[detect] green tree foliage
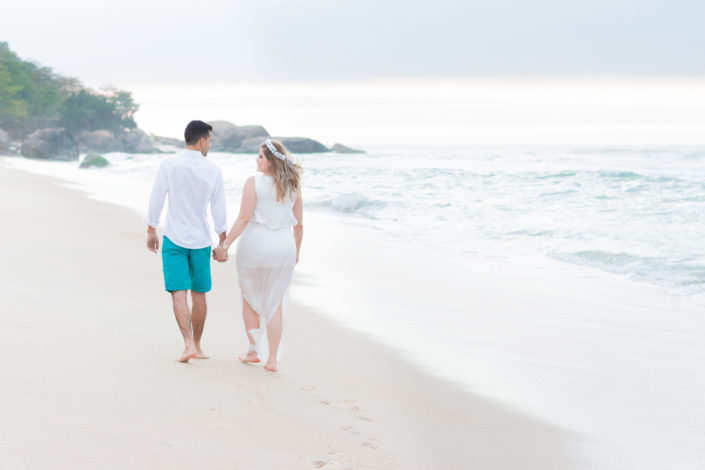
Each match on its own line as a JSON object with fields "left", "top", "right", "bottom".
{"left": 58, "top": 88, "right": 138, "bottom": 134}
{"left": 103, "top": 86, "right": 139, "bottom": 129}
{"left": 0, "top": 42, "right": 138, "bottom": 137}
{"left": 0, "top": 60, "right": 27, "bottom": 120}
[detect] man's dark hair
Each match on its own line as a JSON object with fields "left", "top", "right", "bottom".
{"left": 184, "top": 120, "right": 213, "bottom": 145}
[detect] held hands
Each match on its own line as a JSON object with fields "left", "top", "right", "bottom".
{"left": 212, "top": 245, "right": 229, "bottom": 263}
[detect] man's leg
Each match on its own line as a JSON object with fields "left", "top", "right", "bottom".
{"left": 191, "top": 291, "right": 208, "bottom": 359}
{"left": 188, "top": 244, "right": 212, "bottom": 359}
{"left": 162, "top": 236, "right": 197, "bottom": 362}
{"left": 171, "top": 290, "right": 197, "bottom": 362}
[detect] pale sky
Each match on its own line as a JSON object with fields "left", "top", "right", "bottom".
{"left": 1, "top": 0, "right": 704, "bottom": 86}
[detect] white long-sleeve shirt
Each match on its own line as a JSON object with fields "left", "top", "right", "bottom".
{"left": 147, "top": 150, "right": 227, "bottom": 249}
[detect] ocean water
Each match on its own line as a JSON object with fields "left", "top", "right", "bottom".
{"left": 302, "top": 145, "right": 705, "bottom": 304}
{"left": 11, "top": 144, "right": 705, "bottom": 304}
{"left": 4, "top": 144, "right": 705, "bottom": 469}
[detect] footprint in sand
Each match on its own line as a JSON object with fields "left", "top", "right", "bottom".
{"left": 339, "top": 425, "right": 359, "bottom": 435}
{"left": 313, "top": 461, "right": 355, "bottom": 470}
{"left": 346, "top": 405, "right": 373, "bottom": 422}
{"left": 319, "top": 399, "right": 331, "bottom": 405}
{"left": 362, "top": 441, "right": 378, "bottom": 450}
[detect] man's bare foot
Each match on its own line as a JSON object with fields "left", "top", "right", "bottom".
{"left": 264, "top": 361, "right": 278, "bottom": 372}
{"left": 194, "top": 349, "right": 209, "bottom": 359}
{"left": 177, "top": 346, "right": 198, "bottom": 363}
{"left": 238, "top": 350, "right": 260, "bottom": 363}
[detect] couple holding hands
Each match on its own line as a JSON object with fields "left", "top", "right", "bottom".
{"left": 147, "top": 120, "right": 303, "bottom": 372}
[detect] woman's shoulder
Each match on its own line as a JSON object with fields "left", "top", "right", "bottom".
{"left": 244, "top": 174, "right": 262, "bottom": 184}
{"left": 242, "top": 174, "right": 257, "bottom": 191}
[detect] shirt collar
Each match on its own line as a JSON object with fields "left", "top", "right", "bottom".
{"left": 184, "top": 149, "right": 204, "bottom": 158}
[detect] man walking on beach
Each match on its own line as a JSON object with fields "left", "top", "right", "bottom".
{"left": 146, "top": 120, "right": 227, "bottom": 362}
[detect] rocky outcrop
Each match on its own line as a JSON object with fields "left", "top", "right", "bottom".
{"left": 209, "top": 120, "right": 238, "bottom": 141}
{"left": 236, "top": 137, "right": 268, "bottom": 153}
{"left": 236, "top": 136, "right": 329, "bottom": 154}
{"left": 77, "top": 128, "right": 160, "bottom": 154}
{"left": 78, "top": 130, "right": 116, "bottom": 153}
{"left": 21, "top": 128, "right": 79, "bottom": 161}
{"left": 209, "top": 120, "right": 269, "bottom": 152}
{"left": 79, "top": 153, "right": 110, "bottom": 168}
{"left": 0, "top": 128, "right": 10, "bottom": 153}
{"left": 162, "top": 120, "right": 333, "bottom": 154}
{"left": 121, "top": 128, "right": 158, "bottom": 153}
{"left": 331, "top": 143, "right": 364, "bottom": 154}
{"left": 275, "top": 137, "right": 329, "bottom": 153}
{"left": 221, "top": 125, "right": 270, "bottom": 152}
{"left": 152, "top": 135, "right": 182, "bottom": 147}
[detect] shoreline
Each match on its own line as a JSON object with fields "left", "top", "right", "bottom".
{"left": 0, "top": 163, "right": 579, "bottom": 468}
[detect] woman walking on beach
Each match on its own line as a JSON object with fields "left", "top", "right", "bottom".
{"left": 213, "top": 139, "right": 303, "bottom": 372}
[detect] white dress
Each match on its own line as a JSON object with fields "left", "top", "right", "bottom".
{"left": 236, "top": 174, "right": 298, "bottom": 360}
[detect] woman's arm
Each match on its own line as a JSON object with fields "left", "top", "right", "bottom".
{"left": 213, "top": 176, "right": 256, "bottom": 260}
{"left": 292, "top": 192, "right": 303, "bottom": 264}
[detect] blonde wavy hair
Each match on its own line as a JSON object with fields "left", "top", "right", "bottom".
{"left": 260, "top": 139, "right": 302, "bottom": 202}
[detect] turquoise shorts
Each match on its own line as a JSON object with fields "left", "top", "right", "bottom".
{"left": 161, "top": 236, "right": 212, "bottom": 293}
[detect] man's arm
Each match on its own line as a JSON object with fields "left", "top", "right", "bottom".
{"left": 213, "top": 176, "right": 255, "bottom": 262}
{"left": 211, "top": 170, "right": 228, "bottom": 261}
{"left": 146, "top": 162, "right": 168, "bottom": 253}
{"left": 211, "top": 170, "right": 228, "bottom": 237}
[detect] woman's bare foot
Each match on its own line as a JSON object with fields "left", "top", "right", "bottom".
{"left": 264, "top": 360, "right": 278, "bottom": 372}
{"left": 177, "top": 346, "right": 198, "bottom": 363}
{"left": 193, "top": 344, "right": 209, "bottom": 359}
{"left": 238, "top": 350, "right": 260, "bottom": 363}
{"left": 194, "top": 348, "right": 209, "bottom": 359}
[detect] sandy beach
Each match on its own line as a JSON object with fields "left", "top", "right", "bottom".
{"left": 0, "top": 162, "right": 577, "bottom": 469}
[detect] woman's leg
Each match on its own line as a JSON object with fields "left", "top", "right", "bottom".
{"left": 239, "top": 297, "right": 261, "bottom": 362}
{"left": 265, "top": 301, "right": 283, "bottom": 371}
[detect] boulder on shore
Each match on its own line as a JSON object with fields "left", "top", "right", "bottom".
{"left": 79, "top": 153, "right": 110, "bottom": 169}
{"left": 236, "top": 137, "right": 268, "bottom": 153}
{"left": 152, "top": 135, "right": 182, "bottom": 147}
{"left": 21, "top": 128, "right": 79, "bottom": 161}
{"left": 237, "top": 136, "right": 330, "bottom": 154}
{"left": 0, "top": 128, "right": 10, "bottom": 153}
{"left": 209, "top": 120, "right": 238, "bottom": 142}
{"left": 331, "top": 143, "right": 364, "bottom": 154}
{"left": 275, "top": 137, "right": 329, "bottom": 153}
{"left": 79, "top": 130, "right": 118, "bottom": 153}
{"left": 78, "top": 128, "right": 160, "bottom": 154}
{"left": 121, "top": 128, "right": 159, "bottom": 153}
{"left": 220, "top": 125, "right": 270, "bottom": 152}
{"left": 208, "top": 120, "right": 269, "bottom": 152}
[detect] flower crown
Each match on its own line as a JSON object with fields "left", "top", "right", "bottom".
{"left": 265, "top": 139, "right": 289, "bottom": 162}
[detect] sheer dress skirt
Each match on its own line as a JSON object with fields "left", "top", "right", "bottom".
{"left": 235, "top": 221, "right": 295, "bottom": 360}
